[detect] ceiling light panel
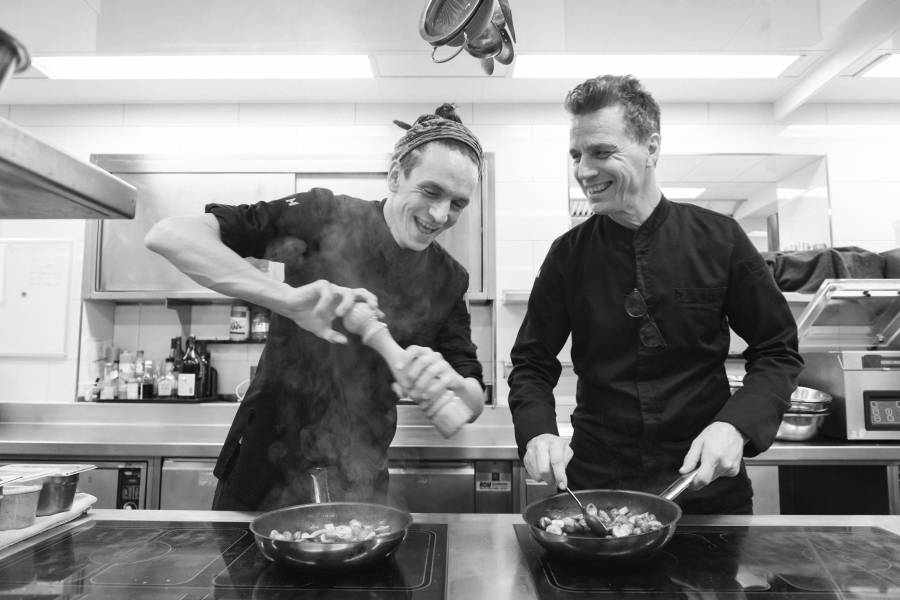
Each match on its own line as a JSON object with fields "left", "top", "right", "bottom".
{"left": 31, "top": 55, "right": 373, "bottom": 79}
{"left": 862, "top": 54, "right": 900, "bottom": 77}
{"left": 513, "top": 54, "right": 800, "bottom": 79}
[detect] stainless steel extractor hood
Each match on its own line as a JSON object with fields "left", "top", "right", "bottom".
{"left": 0, "top": 117, "right": 136, "bottom": 219}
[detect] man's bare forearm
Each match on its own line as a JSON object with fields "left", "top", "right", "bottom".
{"left": 144, "top": 214, "right": 291, "bottom": 314}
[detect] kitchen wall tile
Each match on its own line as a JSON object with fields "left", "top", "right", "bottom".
{"left": 213, "top": 358, "right": 252, "bottom": 397}
{"left": 497, "top": 265, "right": 537, "bottom": 291}
{"left": 827, "top": 103, "right": 900, "bottom": 125}
{"left": 473, "top": 125, "right": 533, "bottom": 182}
{"left": 10, "top": 105, "right": 124, "bottom": 126}
{"left": 531, "top": 125, "right": 569, "bottom": 183}
{"left": 780, "top": 103, "right": 828, "bottom": 125}
{"left": 0, "top": 361, "right": 50, "bottom": 402}
{"left": 293, "top": 125, "right": 397, "bottom": 155}
{"left": 0, "top": 220, "right": 84, "bottom": 240}
{"left": 64, "top": 126, "right": 182, "bottom": 159}
{"left": 496, "top": 211, "right": 569, "bottom": 243}
{"left": 355, "top": 103, "right": 474, "bottom": 125}
{"left": 473, "top": 103, "right": 567, "bottom": 125}
{"left": 209, "top": 344, "right": 251, "bottom": 361}
{"left": 47, "top": 359, "right": 78, "bottom": 402}
{"left": 128, "top": 305, "right": 180, "bottom": 363}
{"left": 533, "top": 239, "right": 555, "bottom": 267}
{"left": 247, "top": 346, "right": 264, "bottom": 365}
{"left": 495, "top": 181, "right": 566, "bottom": 214}
{"left": 189, "top": 305, "right": 231, "bottom": 341}
{"left": 124, "top": 104, "right": 239, "bottom": 126}
{"left": 825, "top": 144, "right": 900, "bottom": 182}
{"left": 829, "top": 180, "right": 900, "bottom": 246}
{"left": 659, "top": 103, "right": 709, "bottom": 124}
{"left": 112, "top": 305, "right": 141, "bottom": 355}
{"left": 497, "top": 241, "right": 535, "bottom": 269}
{"left": 179, "top": 126, "right": 301, "bottom": 154}
{"left": 240, "top": 103, "right": 355, "bottom": 125}
{"left": 708, "top": 103, "right": 774, "bottom": 124}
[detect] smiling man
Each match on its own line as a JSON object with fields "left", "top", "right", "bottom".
{"left": 145, "top": 104, "right": 486, "bottom": 510}
{"left": 507, "top": 75, "right": 803, "bottom": 515}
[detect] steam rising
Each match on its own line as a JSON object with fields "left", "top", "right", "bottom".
{"left": 253, "top": 192, "right": 446, "bottom": 510}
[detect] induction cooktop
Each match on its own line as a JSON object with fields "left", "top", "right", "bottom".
{"left": 515, "top": 524, "right": 900, "bottom": 599}
{"left": 0, "top": 519, "right": 447, "bottom": 599}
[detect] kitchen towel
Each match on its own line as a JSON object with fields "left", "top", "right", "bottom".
{"left": 0, "top": 492, "right": 96, "bottom": 551}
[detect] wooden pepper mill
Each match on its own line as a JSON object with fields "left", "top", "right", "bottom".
{"left": 342, "top": 303, "right": 472, "bottom": 438}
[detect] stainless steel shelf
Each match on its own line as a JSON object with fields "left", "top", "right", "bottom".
{"left": 0, "top": 117, "right": 136, "bottom": 219}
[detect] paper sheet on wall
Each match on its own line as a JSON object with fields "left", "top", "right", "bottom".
{"left": 0, "top": 239, "right": 72, "bottom": 357}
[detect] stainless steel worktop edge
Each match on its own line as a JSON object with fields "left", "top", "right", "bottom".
{"left": 1, "top": 402, "right": 899, "bottom": 462}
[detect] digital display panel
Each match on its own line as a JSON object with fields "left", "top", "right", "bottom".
{"left": 864, "top": 392, "right": 900, "bottom": 430}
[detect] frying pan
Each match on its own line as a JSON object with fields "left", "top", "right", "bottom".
{"left": 521, "top": 470, "right": 698, "bottom": 564}
{"left": 249, "top": 468, "right": 413, "bottom": 570}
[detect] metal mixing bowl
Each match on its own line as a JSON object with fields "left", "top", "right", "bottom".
{"left": 775, "top": 412, "right": 829, "bottom": 442}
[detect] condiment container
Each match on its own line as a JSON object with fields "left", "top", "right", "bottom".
{"left": 35, "top": 473, "right": 79, "bottom": 516}
{"left": 0, "top": 484, "right": 42, "bottom": 530}
{"left": 230, "top": 304, "right": 250, "bottom": 341}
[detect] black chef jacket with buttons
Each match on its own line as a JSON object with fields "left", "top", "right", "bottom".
{"left": 508, "top": 196, "right": 802, "bottom": 514}
{"left": 206, "top": 189, "right": 483, "bottom": 510}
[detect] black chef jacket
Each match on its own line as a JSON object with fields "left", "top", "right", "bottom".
{"left": 508, "top": 196, "right": 802, "bottom": 514}
{"left": 207, "top": 189, "right": 483, "bottom": 510}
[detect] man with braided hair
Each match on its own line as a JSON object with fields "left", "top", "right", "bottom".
{"left": 146, "top": 104, "right": 486, "bottom": 510}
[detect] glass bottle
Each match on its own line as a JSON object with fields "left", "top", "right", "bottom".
{"left": 99, "top": 362, "right": 117, "bottom": 400}
{"left": 119, "top": 351, "right": 139, "bottom": 400}
{"left": 140, "top": 359, "right": 155, "bottom": 400}
{"left": 156, "top": 358, "right": 177, "bottom": 398}
{"left": 178, "top": 336, "right": 200, "bottom": 398}
{"left": 250, "top": 306, "right": 270, "bottom": 342}
{"left": 196, "top": 341, "right": 209, "bottom": 399}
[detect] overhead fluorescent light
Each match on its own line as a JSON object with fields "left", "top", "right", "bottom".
{"left": 31, "top": 55, "right": 373, "bottom": 79}
{"left": 861, "top": 54, "right": 900, "bottom": 77}
{"left": 661, "top": 187, "right": 706, "bottom": 199}
{"left": 513, "top": 54, "right": 799, "bottom": 79}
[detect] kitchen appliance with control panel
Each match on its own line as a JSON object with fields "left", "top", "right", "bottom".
{"left": 799, "top": 350, "right": 900, "bottom": 440}
{"left": 794, "top": 279, "right": 900, "bottom": 440}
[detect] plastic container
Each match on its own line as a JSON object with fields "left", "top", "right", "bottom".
{"left": 35, "top": 473, "right": 79, "bottom": 516}
{"left": 0, "top": 484, "right": 42, "bottom": 530}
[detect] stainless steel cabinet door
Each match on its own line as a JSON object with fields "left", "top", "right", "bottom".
{"left": 388, "top": 461, "right": 475, "bottom": 513}
{"left": 96, "top": 173, "right": 295, "bottom": 293}
{"left": 160, "top": 459, "right": 218, "bottom": 510}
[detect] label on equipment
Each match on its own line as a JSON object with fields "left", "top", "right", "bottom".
{"left": 476, "top": 480, "right": 511, "bottom": 492}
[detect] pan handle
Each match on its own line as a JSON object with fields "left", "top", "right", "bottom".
{"left": 309, "top": 467, "right": 331, "bottom": 504}
{"left": 658, "top": 468, "right": 699, "bottom": 501}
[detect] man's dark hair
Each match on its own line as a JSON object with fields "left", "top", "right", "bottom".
{"left": 564, "top": 74, "right": 660, "bottom": 143}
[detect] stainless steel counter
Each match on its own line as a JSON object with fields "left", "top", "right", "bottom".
{"left": 9, "top": 509, "right": 900, "bottom": 600}
{"left": 1, "top": 402, "right": 899, "bottom": 463}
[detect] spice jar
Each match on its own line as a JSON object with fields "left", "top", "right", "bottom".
{"left": 250, "top": 306, "right": 270, "bottom": 342}
{"left": 229, "top": 304, "right": 250, "bottom": 341}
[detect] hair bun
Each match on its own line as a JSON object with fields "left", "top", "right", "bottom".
{"left": 434, "top": 102, "right": 462, "bottom": 123}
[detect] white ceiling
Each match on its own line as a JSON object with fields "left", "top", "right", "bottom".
{"left": 2, "top": 0, "right": 900, "bottom": 110}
